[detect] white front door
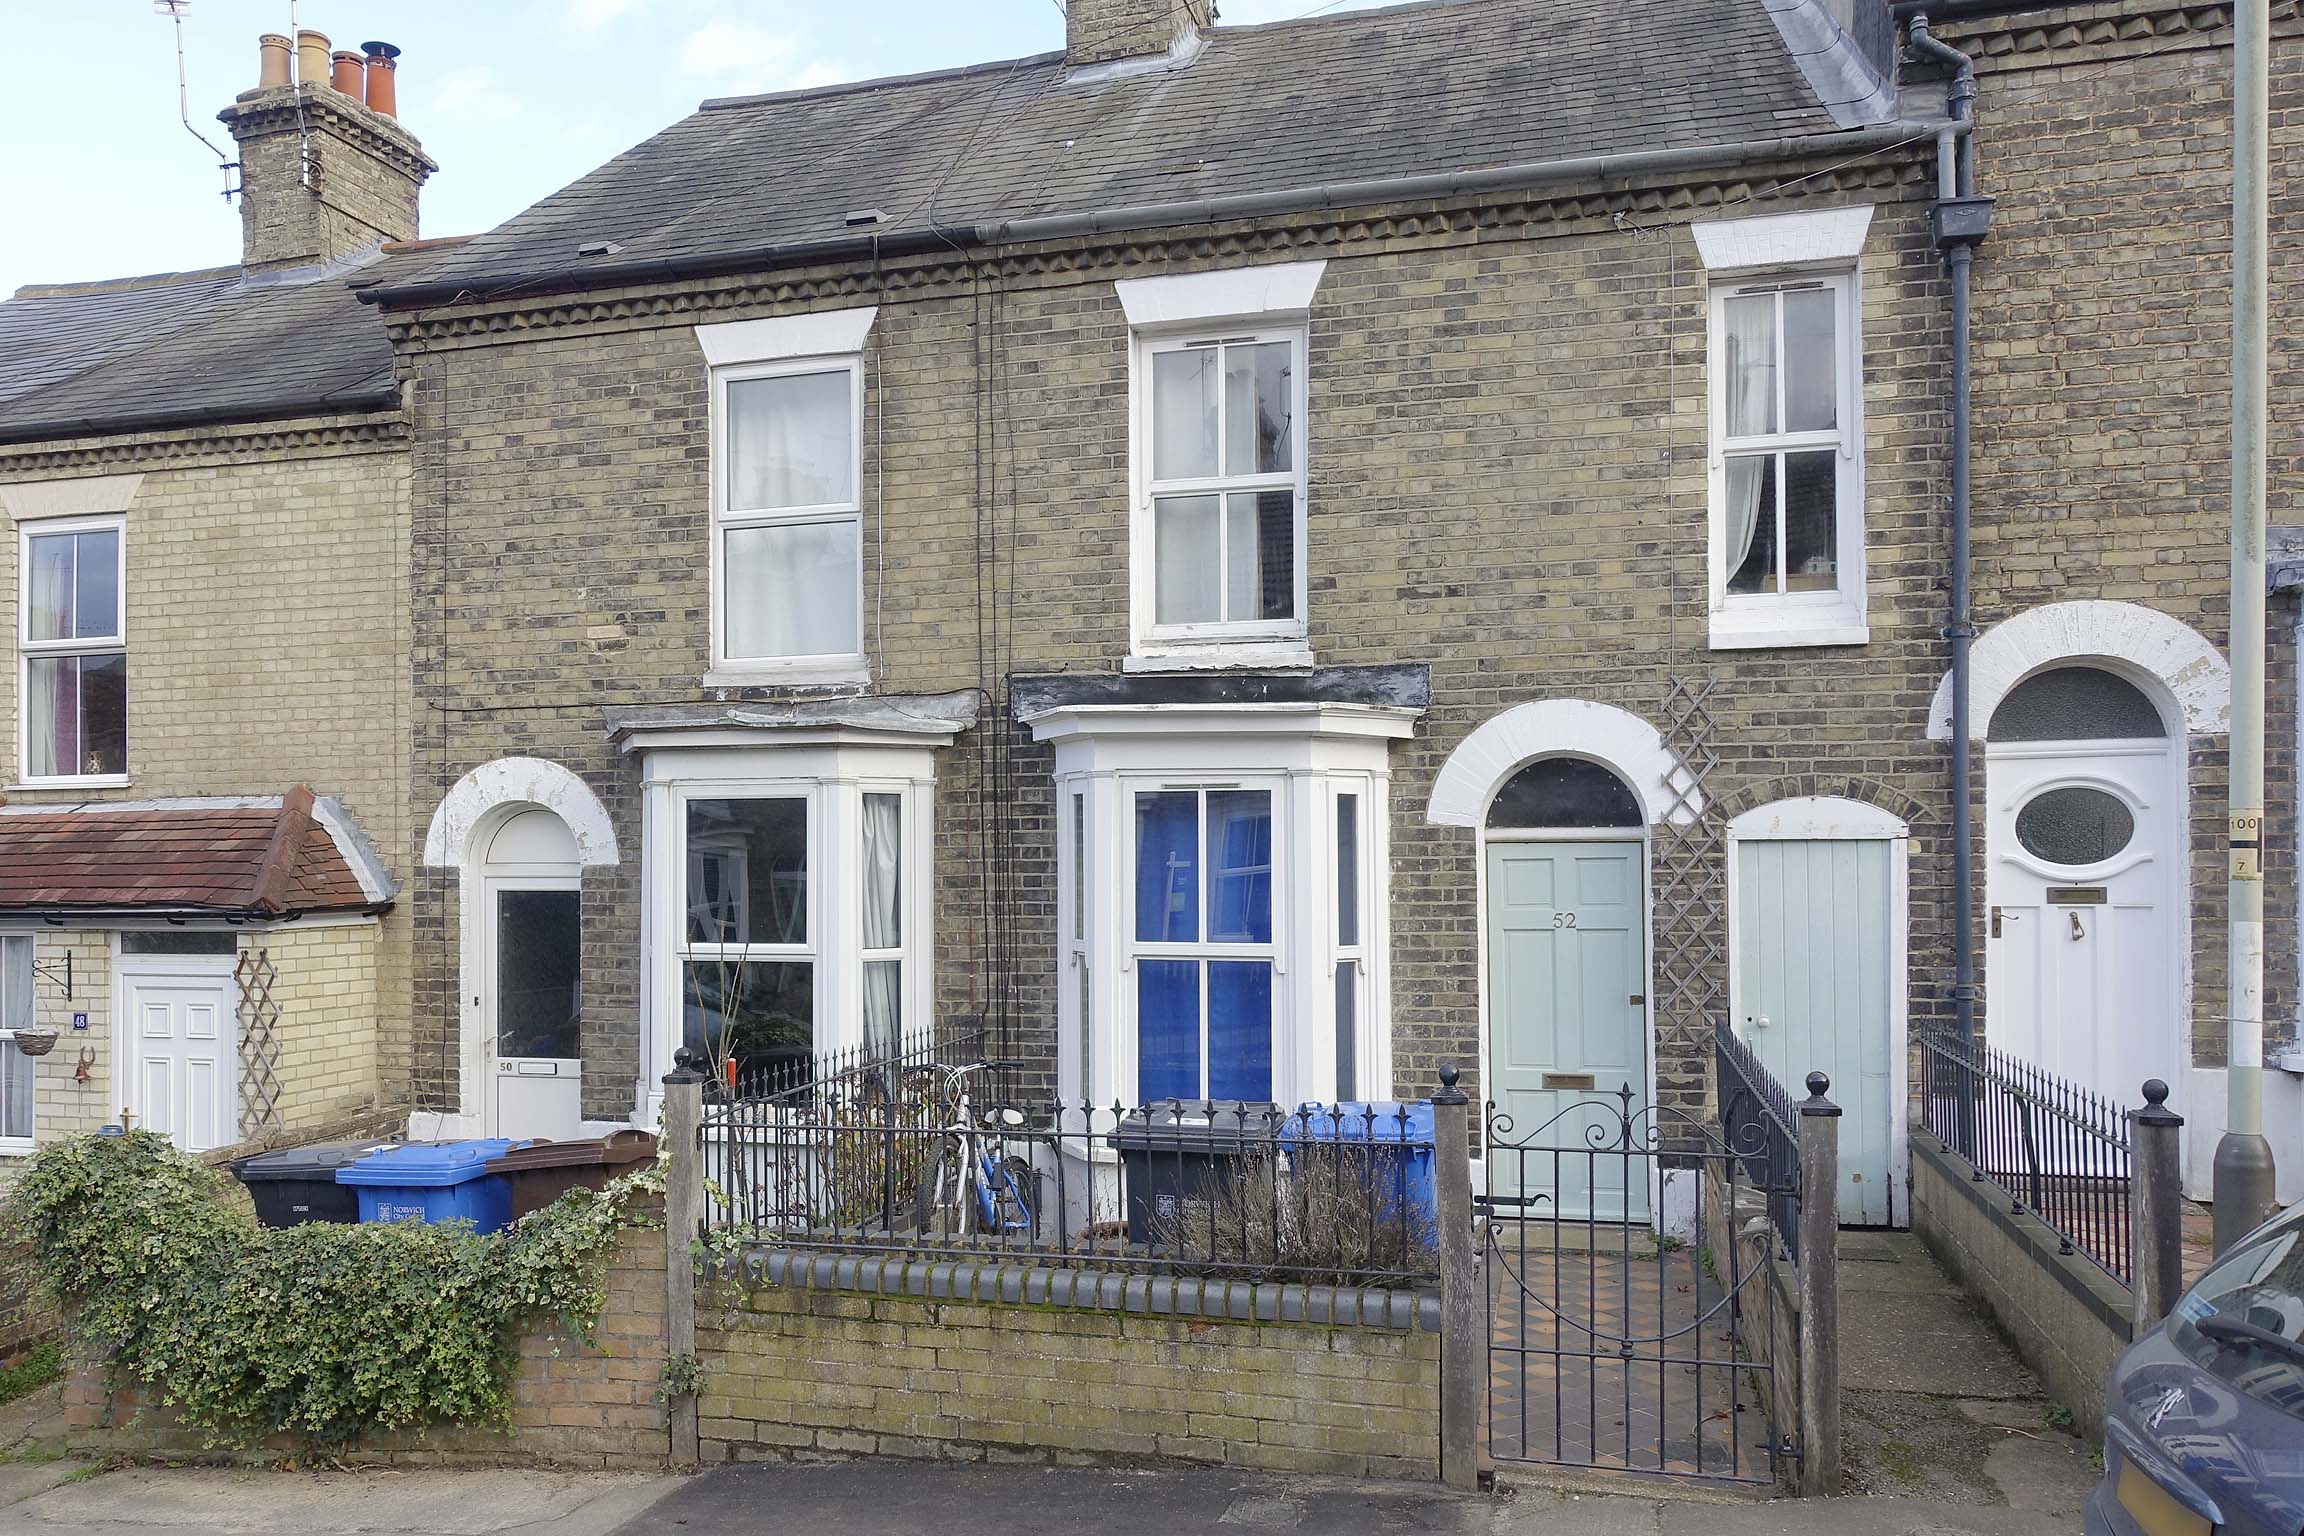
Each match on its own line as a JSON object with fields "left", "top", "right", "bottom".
{"left": 118, "top": 962, "right": 236, "bottom": 1153}
{"left": 1985, "top": 739, "right": 2177, "bottom": 1114}
{"left": 483, "top": 877, "right": 583, "bottom": 1140}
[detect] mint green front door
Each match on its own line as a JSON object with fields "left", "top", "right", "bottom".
{"left": 1735, "top": 838, "right": 1897, "bottom": 1226}
{"left": 1486, "top": 840, "right": 1649, "bottom": 1222}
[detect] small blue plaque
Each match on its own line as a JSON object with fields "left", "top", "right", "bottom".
{"left": 70, "top": 1012, "right": 88, "bottom": 1031}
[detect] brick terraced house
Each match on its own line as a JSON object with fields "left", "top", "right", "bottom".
{"left": 359, "top": 0, "right": 2304, "bottom": 1215}
{"left": 0, "top": 35, "right": 438, "bottom": 1162}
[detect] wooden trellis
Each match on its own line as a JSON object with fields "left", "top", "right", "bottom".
{"left": 1652, "top": 676, "right": 1723, "bottom": 1059}
{"left": 235, "top": 947, "right": 284, "bottom": 1136}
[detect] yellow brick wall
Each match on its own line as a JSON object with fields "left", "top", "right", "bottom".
{"left": 245, "top": 922, "right": 383, "bottom": 1135}
{"left": 0, "top": 420, "right": 412, "bottom": 1114}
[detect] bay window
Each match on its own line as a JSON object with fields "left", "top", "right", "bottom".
{"left": 19, "top": 516, "right": 126, "bottom": 784}
{"left": 623, "top": 696, "right": 969, "bottom": 1113}
{"left": 1031, "top": 689, "right": 1416, "bottom": 1110}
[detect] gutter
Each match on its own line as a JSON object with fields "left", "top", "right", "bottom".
{"left": 360, "top": 121, "right": 1957, "bottom": 310}
{"left": 1886, "top": 0, "right": 2089, "bottom": 21}
{"left": 0, "top": 387, "right": 403, "bottom": 448}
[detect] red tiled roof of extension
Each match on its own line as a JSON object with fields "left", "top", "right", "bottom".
{"left": 0, "top": 786, "right": 379, "bottom": 915}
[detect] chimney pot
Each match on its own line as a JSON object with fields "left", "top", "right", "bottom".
{"left": 257, "top": 33, "right": 292, "bottom": 89}
{"left": 330, "top": 50, "right": 364, "bottom": 96}
{"left": 360, "top": 41, "right": 401, "bottom": 119}
{"left": 295, "top": 29, "right": 330, "bottom": 89}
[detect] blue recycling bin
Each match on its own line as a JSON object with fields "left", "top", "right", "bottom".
{"left": 1284, "top": 1101, "right": 1439, "bottom": 1243}
{"left": 336, "top": 1140, "right": 521, "bottom": 1233}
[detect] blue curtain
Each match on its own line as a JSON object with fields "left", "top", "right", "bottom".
{"left": 1137, "top": 960, "right": 1200, "bottom": 1102}
{"left": 1134, "top": 792, "right": 1199, "bottom": 943}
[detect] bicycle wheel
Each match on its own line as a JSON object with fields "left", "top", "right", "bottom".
{"left": 913, "top": 1135, "right": 967, "bottom": 1236}
{"left": 984, "top": 1155, "right": 1042, "bottom": 1242}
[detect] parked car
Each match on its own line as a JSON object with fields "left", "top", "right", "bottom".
{"left": 2089, "top": 1200, "right": 2304, "bottom": 1535}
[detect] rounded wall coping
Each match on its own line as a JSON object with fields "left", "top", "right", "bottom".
{"left": 1426, "top": 698, "right": 1701, "bottom": 828}
{"left": 423, "top": 756, "right": 619, "bottom": 869}
{"left": 1927, "top": 600, "right": 2230, "bottom": 742}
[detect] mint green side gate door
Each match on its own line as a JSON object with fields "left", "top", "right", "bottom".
{"left": 1487, "top": 841, "right": 1649, "bottom": 1223}
{"left": 1736, "top": 839, "right": 1896, "bottom": 1227}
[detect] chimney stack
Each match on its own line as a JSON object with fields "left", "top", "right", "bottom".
{"left": 1066, "top": 0, "right": 1211, "bottom": 66}
{"left": 218, "top": 31, "right": 436, "bottom": 270}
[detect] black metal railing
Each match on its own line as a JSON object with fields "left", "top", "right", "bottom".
{"left": 1919, "top": 1029, "right": 2134, "bottom": 1285}
{"left": 698, "top": 1082, "right": 1440, "bottom": 1286}
{"left": 707, "top": 1024, "right": 985, "bottom": 1106}
{"left": 1713, "top": 1019, "right": 1804, "bottom": 1263}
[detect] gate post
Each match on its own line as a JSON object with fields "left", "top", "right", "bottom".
{"left": 2131, "top": 1079, "right": 2187, "bottom": 1334}
{"left": 1796, "top": 1072, "right": 1841, "bottom": 1498}
{"left": 662, "top": 1058, "right": 706, "bottom": 1468}
{"left": 1432, "top": 1064, "right": 1481, "bottom": 1492}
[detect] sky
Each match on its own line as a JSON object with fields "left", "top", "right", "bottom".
{"left": 0, "top": 0, "right": 1403, "bottom": 299}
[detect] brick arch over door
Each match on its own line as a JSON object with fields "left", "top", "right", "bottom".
{"left": 422, "top": 756, "right": 620, "bottom": 869}
{"left": 1714, "top": 774, "right": 1930, "bottom": 828}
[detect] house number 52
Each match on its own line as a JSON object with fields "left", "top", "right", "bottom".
{"left": 1552, "top": 911, "right": 1579, "bottom": 928}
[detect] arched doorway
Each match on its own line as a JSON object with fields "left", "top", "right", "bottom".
{"left": 1483, "top": 755, "right": 1650, "bottom": 1222}
{"left": 1984, "top": 665, "right": 2180, "bottom": 1114}
{"left": 473, "top": 806, "right": 583, "bottom": 1139}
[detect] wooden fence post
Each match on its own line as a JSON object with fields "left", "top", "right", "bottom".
{"left": 662, "top": 1058, "right": 706, "bottom": 1468}
{"left": 2131, "top": 1078, "right": 2187, "bottom": 1335}
{"left": 1796, "top": 1071, "right": 1841, "bottom": 1498}
{"left": 1432, "top": 1063, "right": 1481, "bottom": 1492}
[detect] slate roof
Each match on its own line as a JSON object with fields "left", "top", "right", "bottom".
{"left": 372, "top": 0, "right": 1865, "bottom": 304}
{"left": 0, "top": 242, "right": 457, "bottom": 445}
{"left": 0, "top": 790, "right": 386, "bottom": 915}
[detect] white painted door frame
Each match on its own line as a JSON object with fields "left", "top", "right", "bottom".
{"left": 479, "top": 871, "right": 582, "bottom": 1140}
{"left": 113, "top": 948, "right": 239, "bottom": 1150}
{"left": 1724, "top": 797, "right": 1909, "bottom": 1229}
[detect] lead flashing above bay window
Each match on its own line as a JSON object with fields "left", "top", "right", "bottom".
{"left": 606, "top": 690, "right": 979, "bottom": 752}
{"left": 692, "top": 305, "right": 879, "bottom": 366}
{"left": 1113, "top": 259, "right": 1328, "bottom": 330}
{"left": 1690, "top": 205, "right": 1874, "bottom": 272}
{"left": 1011, "top": 662, "right": 1431, "bottom": 721}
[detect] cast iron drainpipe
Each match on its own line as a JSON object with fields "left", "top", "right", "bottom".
{"left": 1908, "top": 14, "right": 1994, "bottom": 1124}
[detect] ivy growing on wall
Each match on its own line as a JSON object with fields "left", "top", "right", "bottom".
{"left": 2, "top": 1131, "right": 657, "bottom": 1450}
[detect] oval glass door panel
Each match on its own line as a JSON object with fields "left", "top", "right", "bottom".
{"left": 2014, "top": 786, "right": 2134, "bottom": 867}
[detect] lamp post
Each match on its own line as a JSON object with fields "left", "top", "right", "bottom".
{"left": 2214, "top": 0, "right": 2278, "bottom": 1255}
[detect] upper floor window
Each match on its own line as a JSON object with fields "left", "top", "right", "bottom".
{"left": 18, "top": 516, "right": 126, "bottom": 784}
{"left": 1137, "top": 330, "right": 1307, "bottom": 648}
{"left": 1693, "top": 206, "right": 1873, "bottom": 652}
{"left": 712, "top": 359, "right": 864, "bottom": 676}
{"left": 1115, "top": 260, "right": 1327, "bottom": 666}
{"left": 695, "top": 304, "right": 879, "bottom": 687}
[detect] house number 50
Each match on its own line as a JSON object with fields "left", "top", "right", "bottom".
{"left": 1552, "top": 911, "right": 1579, "bottom": 928}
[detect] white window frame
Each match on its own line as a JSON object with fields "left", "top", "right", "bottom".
{"left": 1128, "top": 325, "right": 1311, "bottom": 663}
{"left": 705, "top": 354, "right": 869, "bottom": 687}
{"left": 1704, "top": 269, "right": 1868, "bottom": 650}
{"left": 636, "top": 734, "right": 939, "bottom": 1120}
{"left": 0, "top": 934, "right": 36, "bottom": 1153}
{"left": 16, "top": 513, "right": 128, "bottom": 787}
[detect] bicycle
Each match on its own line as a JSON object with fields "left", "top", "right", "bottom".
{"left": 912, "top": 1061, "right": 1042, "bottom": 1240}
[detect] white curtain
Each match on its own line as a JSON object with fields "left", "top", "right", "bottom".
{"left": 1723, "top": 294, "right": 1776, "bottom": 438}
{"left": 725, "top": 370, "right": 852, "bottom": 511}
{"left": 1724, "top": 457, "right": 1767, "bottom": 587}
{"left": 862, "top": 794, "right": 901, "bottom": 1057}
{"left": 863, "top": 794, "right": 901, "bottom": 950}
{"left": 724, "top": 518, "right": 860, "bottom": 659}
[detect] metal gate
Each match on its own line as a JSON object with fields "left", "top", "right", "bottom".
{"left": 1482, "top": 1087, "right": 1794, "bottom": 1485}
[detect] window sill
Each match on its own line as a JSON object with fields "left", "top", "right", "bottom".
{"left": 0, "top": 1140, "right": 35, "bottom": 1158}
{"left": 1707, "top": 611, "right": 1868, "bottom": 651}
{"left": 1122, "top": 643, "right": 1316, "bottom": 674}
{"left": 5, "top": 776, "right": 131, "bottom": 792}
{"left": 703, "top": 661, "right": 871, "bottom": 691}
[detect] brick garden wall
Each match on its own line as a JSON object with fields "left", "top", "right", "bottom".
{"left": 695, "top": 1263, "right": 1442, "bottom": 1479}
